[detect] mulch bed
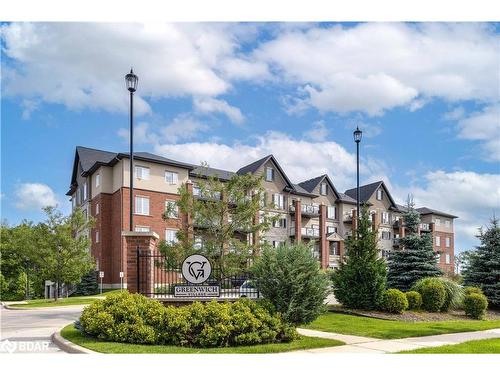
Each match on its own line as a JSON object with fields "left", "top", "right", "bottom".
{"left": 329, "top": 305, "right": 500, "bottom": 322}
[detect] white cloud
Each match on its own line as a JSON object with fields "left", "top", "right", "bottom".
{"left": 254, "top": 23, "right": 499, "bottom": 115}
{"left": 393, "top": 170, "right": 500, "bottom": 251}
{"left": 1, "top": 23, "right": 261, "bottom": 115}
{"left": 303, "top": 120, "right": 329, "bottom": 141}
{"left": 193, "top": 97, "right": 245, "bottom": 124}
{"left": 15, "top": 183, "right": 58, "bottom": 210}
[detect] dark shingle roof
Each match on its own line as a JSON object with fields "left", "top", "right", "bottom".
{"left": 416, "top": 207, "right": 458, "bottom": 219}
{"left": 290, "top": 184, "right": 318, "bottom": 197}
{"left": 298, "top": 175, "right": 325, "bottom": 193}
{"left": 190, "top": 166, "right": 235, "bottom": 181}
{"left": 76, "top": 146, "right": 117, "bottom": 173}
{"left": 119, "top": 151, "right": 194, "bottom": 169}
{"left": 345, "top": 181, "right": 383, "bottom": 203}
{"left": 236, "top": 155, "right": 273, "bottom": 175}
{"left": 338, "top": 192, "right": 357, "bottom": 204}
{"left": 395, "top": 203, "right": 409, "bottom": 212}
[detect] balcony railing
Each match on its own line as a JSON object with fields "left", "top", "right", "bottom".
{"left": 290, "top": 227, "right": 320, "bottom": 238}
{"left": 193, "top": 186, "right": 221, "bottom": 201}
{"left": 419, "top": 223, "right": 431, "bottom": 232}
{"left": 343, "top": 213, "right": 353, "bottom": 222}
{"left": 289, "top": 203, "right": 320, "bottom": 217}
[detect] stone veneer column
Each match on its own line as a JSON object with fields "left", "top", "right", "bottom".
{"left": 398, "top": 218, "right": 405, "bottom": 238}
{"left": 319, "top": 204, "right": 328, "bottom": 269}
{"left": 123, "top": 231, "right": 159, "bottom": 294}
{"left": 294, "top": 198, "right": 302, "bottom": 242}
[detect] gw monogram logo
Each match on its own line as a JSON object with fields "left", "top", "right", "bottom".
{"left": 181, "top": 254, "right": 212, "bottom": 284}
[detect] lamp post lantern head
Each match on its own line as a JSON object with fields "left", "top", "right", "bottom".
{"left": 353, "top": 126, "right": 362, "bottom": 143}
{"left": 125, "top": 68, "right": 138, "bottom": 92}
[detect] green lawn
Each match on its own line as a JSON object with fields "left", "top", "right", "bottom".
{"left": 60, "top": 324, "right": 344, "bottom": 354}
{"left": 8, "top": 290, "right": 122, "bottom": 308}
{"left": 399, "top": 338, "right": 500, "bottom": 354}
{"left": 304, "top": 312, "right": 500, "bottom": 339}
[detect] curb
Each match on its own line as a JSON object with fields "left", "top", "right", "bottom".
{"left": 3, "top": 303, "right": 90, "bottom": 310}
{"left": 51, "top": 331, "right": 97, "bottom": 354}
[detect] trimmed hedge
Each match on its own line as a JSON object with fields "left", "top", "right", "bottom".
{"left": 79, "top": 292, "right": 297, "bottom": 348}
{"left": 413, "top": 278, "right": 446, "bottom": 312}
{"left": 381, "top": 289, "right": 408, "bottom": 314}
{"left": 405, "top": 291, "right": 422, "bottom": 310}
{"left": 463, "top": 293, "right": 488, "bottom": 320}
{"left": 464, "top": 286, "right": 484, "bottom": 296}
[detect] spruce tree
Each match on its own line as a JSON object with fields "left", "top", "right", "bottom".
{"left": 74, "top": 270, "right": 99, "bottom": 296}
{"left": 331, "top": 206, "right": 387, "bottom": 309}
{"left": 463, "top": 218, "right": 500, "bottom": 307}
{"left": 387, "top": 198, "right": 442, "bottom": 291}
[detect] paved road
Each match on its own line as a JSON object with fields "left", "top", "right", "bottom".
{"left": 0, "top": 305, "right": 84, "bottom": 354}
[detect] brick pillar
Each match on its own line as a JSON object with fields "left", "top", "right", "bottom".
{"left": 319, "top": 204, "right": 328, "bottom": 269}
{"left": 294, "top": 198, "right": 302, "bottom": 242}
{"left": 185, "top": 180, "right": 194, "bottom": 242}
{"left": 398, "top": 218, "right": 405, "bottom": 238}
{"left": 123, "top": 231, "right": 159, "bottom": 295}
{"left": 352, "top": 209, "right": 357, "bottom": 233}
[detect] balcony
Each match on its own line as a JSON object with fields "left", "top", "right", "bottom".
{"left": 289, "top": 203, "right": 320, "bottom": 217}
{"left": 343, "top": 213, "right": 353, "bottom": 223}
{"left": 193, "top": 186, "right": 221, "bottom": 201}
{"left": 290, "top": 226, "right": 320, "bottom": 238}
{"left": 419, "top": 223, "right": 432, "bottom": 232}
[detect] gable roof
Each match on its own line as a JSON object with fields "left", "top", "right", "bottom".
{"left": 290, "top": 183, "right": 318, "bottom": 197}
{"left": 118, "top": 151, "right": 194, "bottom": 170}
{"left": 416, "top": 207, "right": 458, "bottom": 219}
{"left": 190, "top": 165, "right": 235, "bottom": 181}
{"left": 298, "top": 174, "right": 340, "bottom": 200}
{"left": 338, "top": 192, "right": 357, "bottom": 204}
{"left": 344, "top": 180, "right": 398, "bottom": 209}
{"left": 236, "top": 154, "right": 295, "bottom": 190}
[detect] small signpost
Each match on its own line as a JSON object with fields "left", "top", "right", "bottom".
{"left": 99, "top": 271, "right": 104, "bottom": 294}
{"left": 174, "top": 254, "right": 220, "bottom": 297}
{"left": 119, "top": 271, "right": 124, "bottom": 291}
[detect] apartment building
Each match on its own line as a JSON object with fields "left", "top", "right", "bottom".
{"left": 67, "top": 146, "right": 457, "bottom": 287}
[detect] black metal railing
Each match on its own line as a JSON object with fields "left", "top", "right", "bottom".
{"left": 136, "top": 248, "right": 259, "bottom": 299}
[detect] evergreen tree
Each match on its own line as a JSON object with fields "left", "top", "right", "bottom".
{"left": 463, "top": 217, "right": 500, "bottom": 307}
{"left": 74, "top": 270, "right": 99, "bottom": 296}
{"left": 331, "top": 206, "right": 387, "bottom": 309}
{"left": 387, "top": 198, "right": 442, "bottom": 291}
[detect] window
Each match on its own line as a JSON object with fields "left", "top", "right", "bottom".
{"left": 381, "top": 231, "right": 391, "bottom": 240}
{"left": 435, "top": 218, "right": 441, "bottom": 226}
{"left": 165, "top": 201, "right": 179, "bottom": 219}
{"left": 95, "top": 230, "right": 99, "bottom": 243}
{"left": 273, "top": 218, "right": 287, "bottom": 228}
{"left": 445, "top": 254, "right": 451, "bottom": 264}
{"left": 435, "top": 235, "right": 441, "bottom": 247}
{"left": 376, "top": 189, "right": 383, "bottom": 200}
{"left": 265, "top": 167, "right": 274, "bottom": 182}
{"left": 165, "top": 171, "right": 178, "bottom": 185}
{"left": 95, "top": 203, "right": 100, "bottom": 215}
{"left": 95, "top": 173, "right": 100, "bottom": 188}
{"left": 135, "top": 196, "right": 150, "bottom": 215}
{"left": 135, "top": 226, "right": 150, "bottom": 233}
{"left": 272, "top": 241, "right": 282, "bottom": 248}
{"left": 445, "top": 220, "right": 451, "bottom": 228}
{"left": 327, "top": 206, "right": 336, "bottom": 219}
{"left": 165, "top": 229, "right": 178, "bottom": 244}
{"left": 329, "top": 242, "right": 339, "bottom": 256}
{"left": 135, "top": 166, "right": 150, "bottom": 180}
{"left": 381, "top": 212, "right": 390, "bottom": 224}
{"left": 83, "top": 182, "right": 88, "bottom": 201}
{"left": 327, "top": 226, "right": 337, "bottom": 234}
{"left": 320, "top": 182, "right": 328, "bottom": 195}
{"left": 272, "top": 193, "right": 284, "bottom": 209}
{"left": 194, "top": 236, "right": 203, "bottom": 250}
{"left": 445, "top": 237, "right": 451, "bottom": 247}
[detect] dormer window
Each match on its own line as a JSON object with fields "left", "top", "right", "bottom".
{"left": 266, "top": 167, "right": 274, "bottom": 182}
{"left": 320, "top": 182, "right": 328, "bottom": 195}
{"left": 376, "top": 189, "right": 383, "bottom": 200}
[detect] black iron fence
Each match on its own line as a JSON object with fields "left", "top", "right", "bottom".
{"left": 136, "top": 248, "right": 259, "bottom": 299}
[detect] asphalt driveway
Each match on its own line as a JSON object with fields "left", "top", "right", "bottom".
{"left": 0, "top": 304, "right": 84, "bottom": 354}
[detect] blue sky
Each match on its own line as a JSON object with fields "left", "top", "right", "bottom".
{"left": 1, "top": 22, "right": 499, "bottom": 253}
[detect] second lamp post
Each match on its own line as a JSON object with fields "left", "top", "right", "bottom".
{"left": 353, "top": 126, "right": 362, "bottom": 234}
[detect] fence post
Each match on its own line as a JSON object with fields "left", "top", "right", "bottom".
{"left": 136, "top": 245, "right": 140, "bottom": 294}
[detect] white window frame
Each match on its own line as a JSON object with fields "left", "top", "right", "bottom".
{"left": 165, "top": 229, "right": 179, "bottom": 245}
{"left": 95, "top": 173, "right": 100, "bottom": 188}
{"left": 272, "top": 193, "right": 284, "bottom": 210}
{"left": 135, "top": 165, "right": 150, "bottom": 180}
{"left": 445, "top": 237, "right": 451, "bottom": 247}
{"left": 135, "top": 196, "right": 150, "bottom": 215}
{"left": 327, "top": 226, "right": 337, "bottom": 234}
{"left": 135, "top": 225, "right": 150, "bottom": 233}
{"left": 445, "top": 220, "right": 451, "bottom": 228}
{"left": 327, "top": 206, "right": 336, "bottom": 219}
{"left": 382, "top": 211, "right": 390, "bottom": 224}
{"left": 381, "top": 231, "right": 391, "bottom": 240}
{"left": 445, "top": 254, "right": 451, "bottom": 264}
{"left": 165, "top": 200, "right": 179, "bottom": 219}
{"left": 320, "top": 182, "right": 328, "bottom": 196}
{"left": 83, "top": 182, "right": 88, "bottom": 201}
{"left": 95, "top": 202, "right": 100, "bottom": 215}
{"left": 435, "top": 218, "right": 441, "bottom": 226}
{"left": 95, "top": 230, "right": 99, "bottom": 243}
{"left": 435, "top": 235, "right": 441, "bottom": 247}
{"left": 165, "top": 170, "right": 179, "bottom": 185}
{"left": 265, "top": 167, "right": 274, "bottom": 182}
{"left": 376, "top": 189, "right": 383, "bottom": 200}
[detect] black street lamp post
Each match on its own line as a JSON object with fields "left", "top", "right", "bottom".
{"left": 125, "top": 69, "right": 138, "bottom": 232}
{"left": 353, "top": 126, "right": 362, "bottom": 235}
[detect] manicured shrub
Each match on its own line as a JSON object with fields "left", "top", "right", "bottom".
{"left": 464, "top": 286, "right": 484, "bottom": 296}
{"left": 79, "top": 291, "right": 296, "bottom": 348}
{"left": 381, "top": 289, "right": 408, "bottom": 314}
{"left": 252, "top": 243, "right": 330, "bottom": 325}
{"left": 463, "top": 293, "right": 488, "bottom": 319}
{"left": 405, "top": 291, "right": 422, "bottom": 310}
{"left": 438, "top": 278, "right": 464, "bottom": 312}
{"left": 413, "top": 278, "right": 446, "bottom": 312}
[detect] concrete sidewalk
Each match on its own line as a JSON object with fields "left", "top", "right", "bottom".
{"left": 296, "top": 327, "right": 500, "bottom": 353}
